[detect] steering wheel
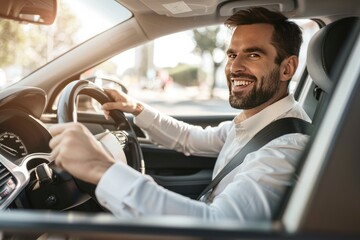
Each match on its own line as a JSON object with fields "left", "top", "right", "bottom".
{"left": 43, "top": 79, "right": 143, "bottom": 207}
{"left": 1, "top": 82, "right": 145, "bottom": 211}
{"left": 57, "top": 79, "right": 144, "bottom": 171}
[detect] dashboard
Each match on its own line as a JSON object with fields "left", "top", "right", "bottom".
{"left": 0, "top": 87, "right": 54, "bottom": 209}
{"left": 0, "top": 109, "right": 52, "bottom": 165}
{"left": 0, "top": 86, "right": 97, "bottom": 211}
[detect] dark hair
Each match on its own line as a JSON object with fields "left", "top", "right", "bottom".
{"left": 224, "top": 7, "right": 302, "bottom": 65}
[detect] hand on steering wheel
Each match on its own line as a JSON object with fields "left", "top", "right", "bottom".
{"left": 46, "top": 80, "right": 144, "bottom": 206}
{"left": 56, "top": 80, "right": 144, "bottom": 173}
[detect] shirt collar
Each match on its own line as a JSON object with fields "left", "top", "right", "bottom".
{"left": 236, "top": 94, "right": 297, "bottom": 137}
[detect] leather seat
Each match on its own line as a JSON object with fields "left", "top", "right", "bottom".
{"left": 306, "top": 17, "right": 359, "bottom": 125}
{"left": 274, "top": 16, "right": 360, "bottom": 220}
{"left": 307, "top": 17, "right": 359, "bottom": 94}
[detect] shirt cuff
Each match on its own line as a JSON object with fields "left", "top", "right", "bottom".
{"left": 95, "top": 162, "right": 142, "bottom": 213}
{"left": 133, "top": 104, "right": 157, "bottom": 129}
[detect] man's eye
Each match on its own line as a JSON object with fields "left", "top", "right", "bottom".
{"left": 248, "top": 53, "right": 260, "bottom": 59}
{"left": 227, "top": 54, "right": 236, "bottom": 59}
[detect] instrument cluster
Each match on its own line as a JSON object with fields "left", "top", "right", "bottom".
{"left": 0, "top": 109, "right": 52, "bottom": 165}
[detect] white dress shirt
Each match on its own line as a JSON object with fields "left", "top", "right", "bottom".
{"left": 95, "top": 94, "right": 311, "bottom": 222}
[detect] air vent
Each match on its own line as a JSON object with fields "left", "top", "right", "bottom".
{"left": 0, "top": 163, "right": 17, "bottom": 204}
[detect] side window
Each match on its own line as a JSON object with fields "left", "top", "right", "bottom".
{"left": 79, "top": 21, "right": 319, "bottom": 116}
{"left": 291, "top": 20, "right": 319, "bottom": 92}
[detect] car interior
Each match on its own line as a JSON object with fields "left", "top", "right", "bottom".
{"left": 0, "top": 0, "right": 359, "bottom": 239}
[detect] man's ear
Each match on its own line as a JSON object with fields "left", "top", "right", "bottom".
{"left": 280, "top": 55, "right": 298, "bottom": 82}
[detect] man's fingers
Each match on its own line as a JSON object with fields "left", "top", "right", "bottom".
{"left": 48, "top": 122, "right": 83, "bottom": 161}
{"left": 103, "top": 109, "right": 110, "bottom": 120}
{"left": 104, "top": 88, "right": 122, "bottom": 100}
{"left": 50, "top": 143, "right": 60, "bottom": 162}
{"left": 103, "top": 88, "right": 138, "bottom": 114}
{"left": 49, "top": 134, "right": 60, "bottom": 150}
{"left": 48, "top": 122, "right": 72, "bottom": 137}
{"left": 49, "top": 124, "right": 65, "bottom": 163}
{"left": 102, "top": 102, "right": 126, "bottom": 111}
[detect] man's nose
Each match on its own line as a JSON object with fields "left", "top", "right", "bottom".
{"left": 230, "top": 56, "right": 246, "bottom": 73}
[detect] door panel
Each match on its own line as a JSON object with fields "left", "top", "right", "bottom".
{"left": 141, "top": 143, "right": 216, "bottom": 199}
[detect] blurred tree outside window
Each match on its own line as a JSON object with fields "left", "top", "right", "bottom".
{"left": 0, "top": 3, "right": 80, "bottom": 88}
{"left": 0, "top": 0, "right": 130, "bottom": 89}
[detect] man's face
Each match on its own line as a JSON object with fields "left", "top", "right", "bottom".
{"left": 225, "top": 24, "right": 284, "bottom": 110}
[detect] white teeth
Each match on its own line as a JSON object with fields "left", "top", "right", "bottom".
{"left": 234, "top": 80, "right": 252, "bottom": 86}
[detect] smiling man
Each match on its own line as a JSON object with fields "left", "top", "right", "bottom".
{"left": 49, "top": 7, "right": 311, "bottom": 222}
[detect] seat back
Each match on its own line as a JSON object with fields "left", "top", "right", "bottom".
{"left": 307, "top": 17, "right": 359, "bottom": 125}
{"left": 273, "top": 16, "right": 360, "bottom": 221}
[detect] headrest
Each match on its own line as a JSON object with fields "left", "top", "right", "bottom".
{"left": 307, "top": 17, "right": 359, "bottom": 93}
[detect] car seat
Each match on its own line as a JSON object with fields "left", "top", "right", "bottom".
{"left": 273, "top": 16, "right": 360, "bottom": 221}
{"left": 307, "top": 17, "right": 360, "bottom": 126}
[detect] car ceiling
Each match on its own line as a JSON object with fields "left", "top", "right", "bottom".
{"left": 120, "top": 0, "right": 360, "bottom": 39}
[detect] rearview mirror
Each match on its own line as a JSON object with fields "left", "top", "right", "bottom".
{"left": 0, "top": 0, "right": 57, "bottom": 25}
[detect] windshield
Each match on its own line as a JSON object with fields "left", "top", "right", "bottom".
{"left": 0, "top": 0, "right": 131, "bottom": 89}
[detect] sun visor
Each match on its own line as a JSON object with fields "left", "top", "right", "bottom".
{"left": 140, "top": 0, "right": 218, "bottom": 17}
{"left": 218, "top": 0, "right": 296, "bottom": 16}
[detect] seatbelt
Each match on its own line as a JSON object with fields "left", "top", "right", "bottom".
{"left": 197, "top": 117, "right": 313, "bottom": 201}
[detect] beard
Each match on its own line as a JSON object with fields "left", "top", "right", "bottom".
{"left": 228, "top": 67, "right": 281, "bottom": 109}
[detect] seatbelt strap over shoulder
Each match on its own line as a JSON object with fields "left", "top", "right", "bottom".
{"left": 197, "top": 117, "right": 313, "bottom": 201}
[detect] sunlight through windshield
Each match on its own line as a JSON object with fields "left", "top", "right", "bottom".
{"left": 0, "top": 0, "right": 131, "bottom": 89}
